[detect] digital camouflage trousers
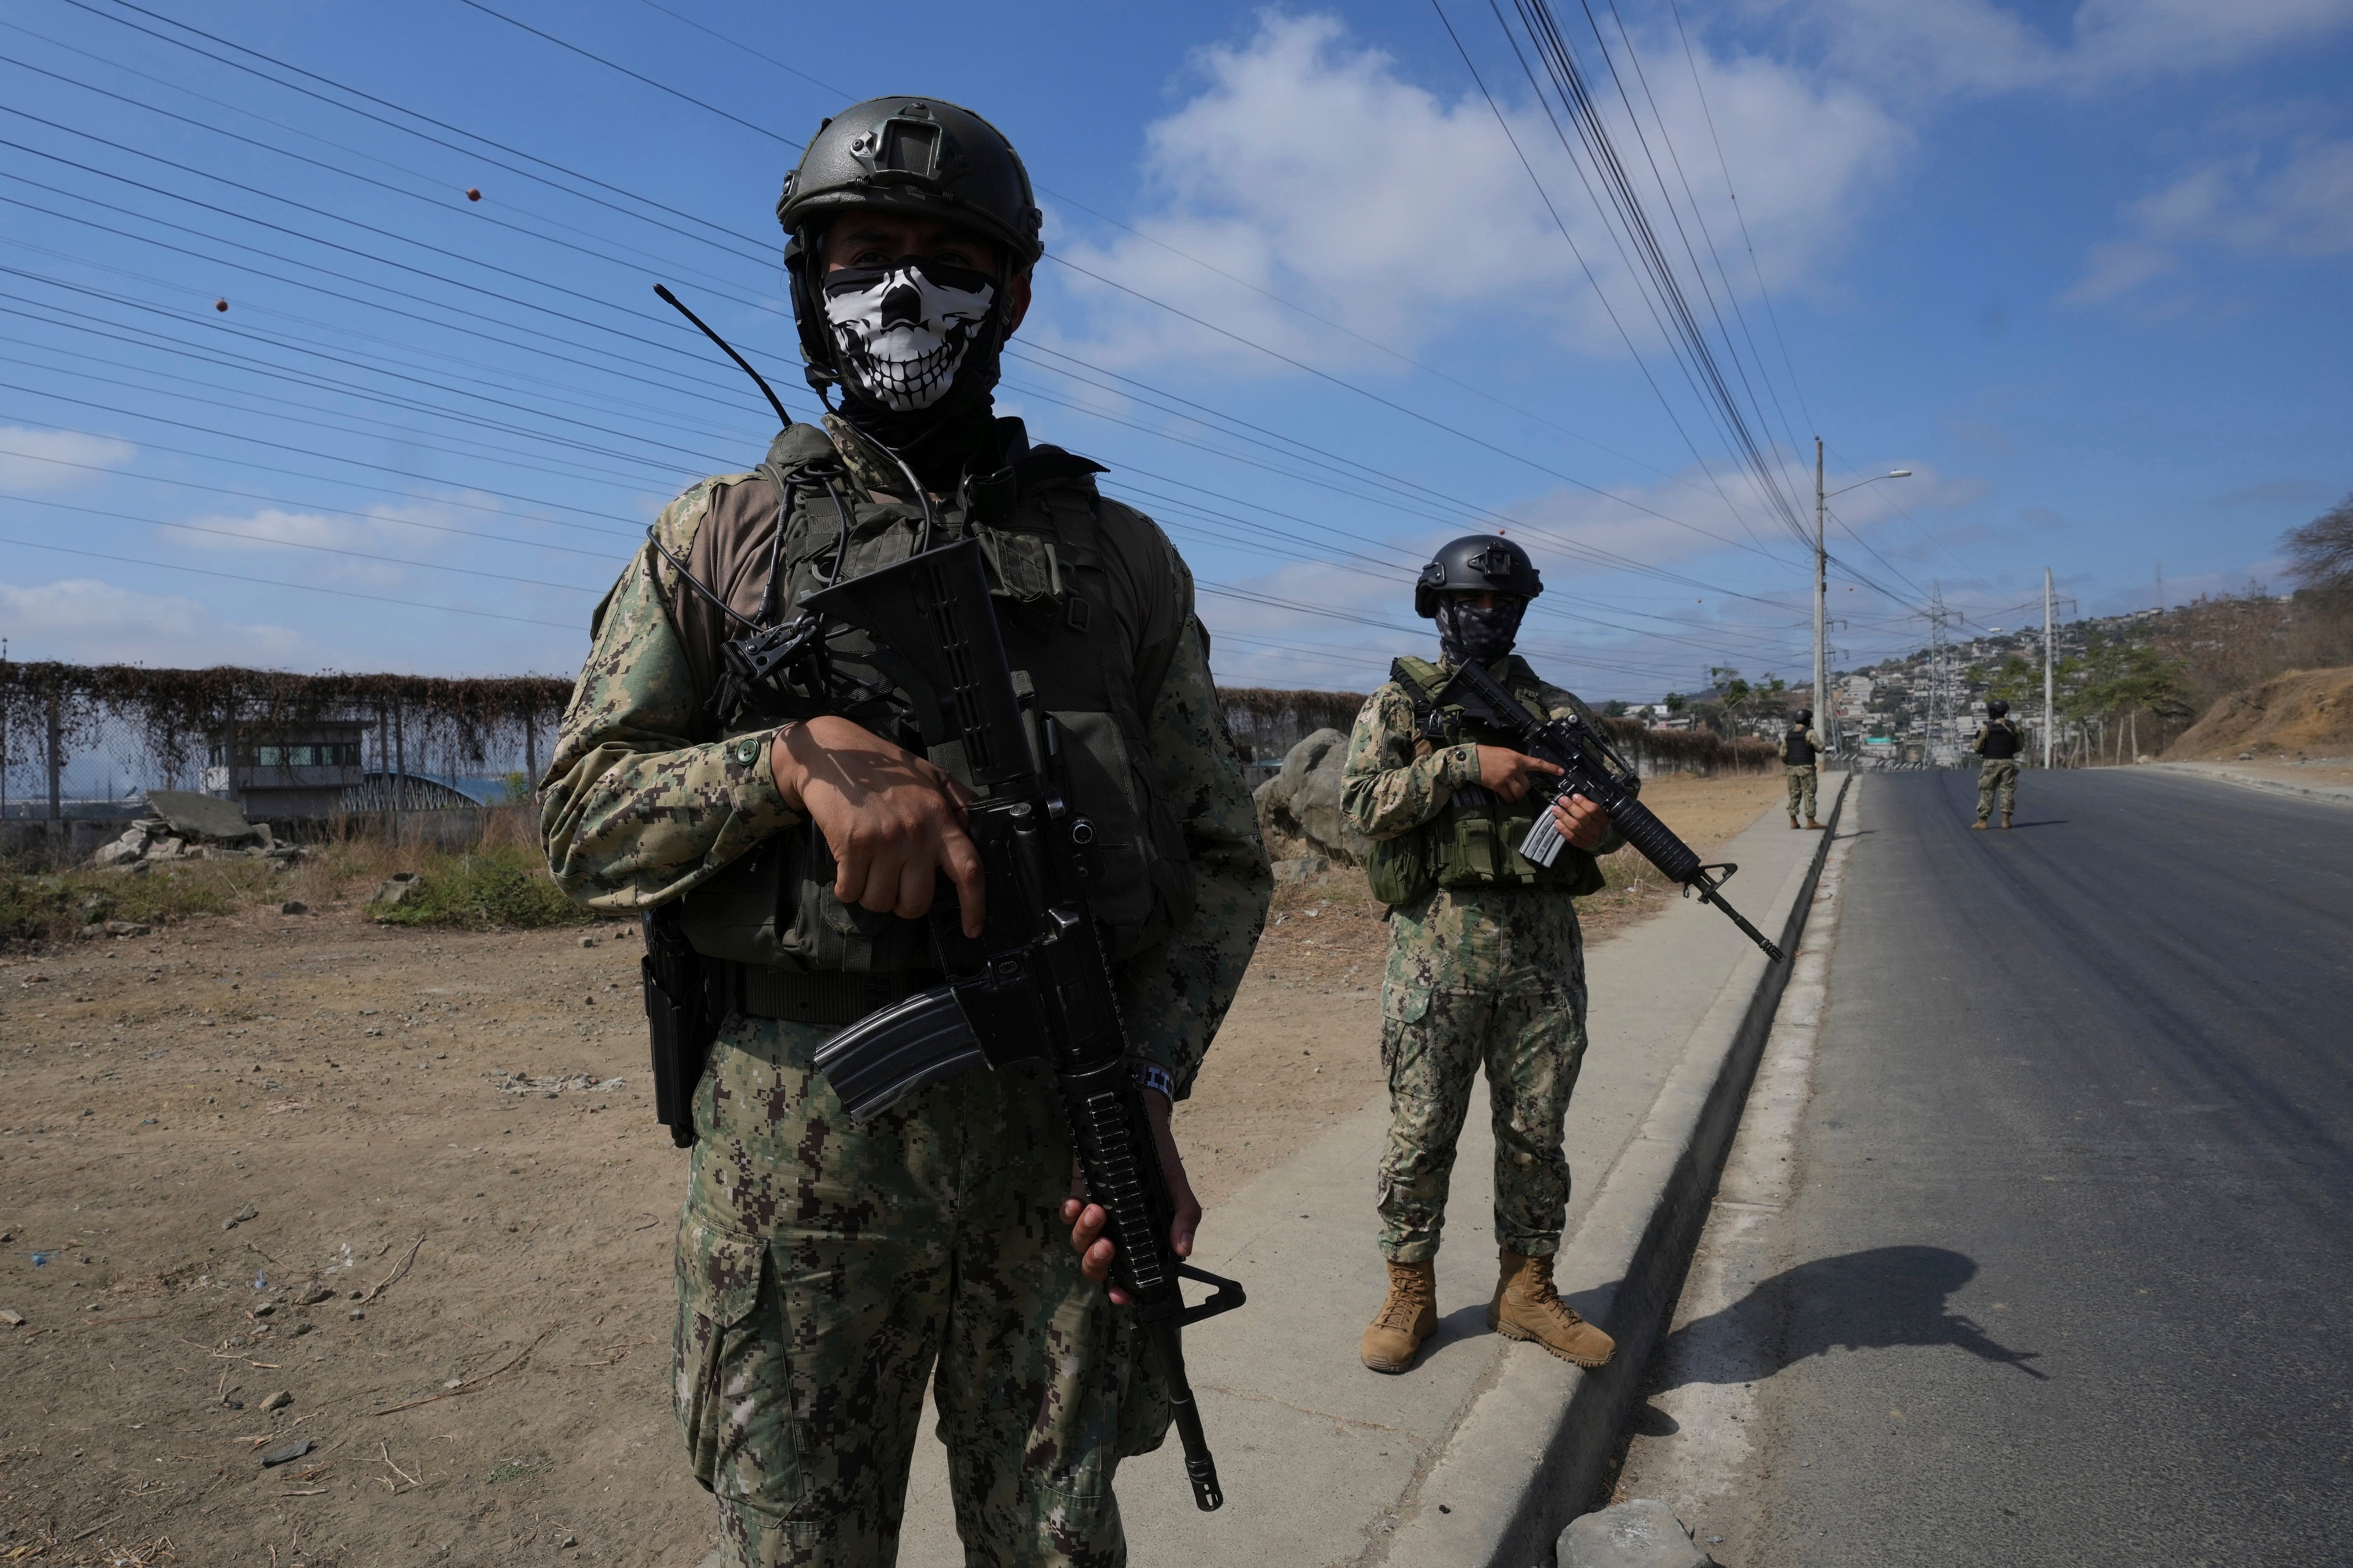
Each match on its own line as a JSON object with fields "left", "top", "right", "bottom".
{"left": 674, "top": 1012, "right": 1168, "bottom": 1567}
{"left": 1375, "top": 887, "right": 1591, "bottom": 1264}
{"left": 1977, "top": 758, "right": 2020, "bottom": 821}
{"left": 1785, "top": 763, "right": 1819, "bottom": 821}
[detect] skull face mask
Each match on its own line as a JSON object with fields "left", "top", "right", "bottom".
{"left": 821, "top": 256, "right": 998, "bottom": 413}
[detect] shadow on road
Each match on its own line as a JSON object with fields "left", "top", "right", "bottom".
{"left": 1648, "top": 1245, "right": 2046, "bottom": 1391}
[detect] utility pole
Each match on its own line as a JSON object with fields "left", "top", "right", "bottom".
{"left": 2042, "top": 567, "right": 2055, "bottom": 770}
{"left": 1814, "top": 438, "right": 1829, "bottom": 757}
{"left": 1926, "top": 582, "right": 1951, "bottom": 765}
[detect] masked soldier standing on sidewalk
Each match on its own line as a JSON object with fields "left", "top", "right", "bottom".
{"left": 1972, "top": 699, "right": 2025, "bottom": 829}
{"left": 1340, "top": 536, "right": 1620, "bottom": 1376}
{"left": 540, "top": 97, "right": 1270, "bottom": 1566}
{"left": 1783, "top": 707, "right": 1825, "bottom": 829}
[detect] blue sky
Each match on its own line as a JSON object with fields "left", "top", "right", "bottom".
{"left": 1, "top": 0, "right": 2348, "bottom": 700}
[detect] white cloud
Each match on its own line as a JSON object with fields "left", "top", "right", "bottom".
{"left": 0, "top": 577, "right": 306, "bottom": 666}
{"left": 158, "top": 497, "right": 528, "bottom": 590}
{"left": 1042, "top": 13, "right": 1902, "bottom": 371}
{"left": 0, "top": 427, "right": 137, "bottom": 493}
{"left": 2068, "top": 137, "right": 2353, "bottom": 301}
{"left": 1763, "top": 0, "right": 2353, "bottom": 96}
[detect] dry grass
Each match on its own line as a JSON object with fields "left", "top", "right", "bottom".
{"left": 0, "top": 807, "right": 583, "bottom": 947}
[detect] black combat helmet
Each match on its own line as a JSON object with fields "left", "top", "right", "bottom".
{"left": 1414, "top": 535, "right": 1543, "bottom": 618}
{"left": 1795, "top": 708, "right": 1813, "bottom": 725}
{"left": 778, "top": 98, "right": 1042, "bottom": 403}
{"left": 1987, "top": 699, "right": 2009, "bottom": 718}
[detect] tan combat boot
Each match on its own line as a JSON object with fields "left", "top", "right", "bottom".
{"left": 1805, "top": 818, "right": 1826, "bottom": 830}
{"left": 1788, "top": 814, "right": 1801, "bottom": 829}
{"left": 1361, "top": 1260, "right": 1438, "bottom": 1373}
{"left": 2002, "top": 814, "right": 2013, "bottom": 829}
{"left": 1971, "top": 820, "right": 1990, "bottom": 830}
{"left": 1488, "top": 1250, "right": 1615, "bottom": 1368}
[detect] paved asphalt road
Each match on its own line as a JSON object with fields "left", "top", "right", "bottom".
{"left": 1690, "top": 770, "right": 2352, "bottom": 1566}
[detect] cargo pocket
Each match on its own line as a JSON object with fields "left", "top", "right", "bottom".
{"left": 1382, "top": 980, "right": 1434, "bottom": 1025}
{"left": 674, "top": 1212, "right": 793, "bottom": 1510}
{"left": 1378, "top": 981, "right": 1432, "bottom": 1077}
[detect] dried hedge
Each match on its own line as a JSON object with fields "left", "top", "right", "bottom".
{"left": 0, "top": 661, "right": 572, "bottom": 778}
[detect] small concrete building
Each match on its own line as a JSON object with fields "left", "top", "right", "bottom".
{"left": 200, "top": 721, "right": 366, "bottom": 819}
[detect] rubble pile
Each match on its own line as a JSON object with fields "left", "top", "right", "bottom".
{"left": 89, "top": 789, "right": 307, "bottom": 873}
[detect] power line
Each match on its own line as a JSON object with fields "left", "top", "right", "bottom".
{"left": 0, "top": 530, "right": 585, "bottom": 629}
{"left": 632, "top": 0, "right": 1787, "bottom": 525}
{"left": 11, "top": 0, "right": 1844, "bottom": 688}
{"left": 440, "top": 0, "right": 1804, "bottom": 556}
{"left": 4, "top": 491, "right": 606, "bottom": 595}
{"left": 0, "top": 443, "right": 634, "bottom": 556}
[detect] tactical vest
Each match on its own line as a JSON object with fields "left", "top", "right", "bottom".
{"left": 1782, "top": 728, "right": 1817, "bottom": 766}
{"left": 672, "top": 423, "right": 1197, "bottom": 975}
{"left": 1980, "top": 719, "right": 2021, "bottom": 761}
{"left": 1362, "top": 654, "right": 1603, "bottom": 906}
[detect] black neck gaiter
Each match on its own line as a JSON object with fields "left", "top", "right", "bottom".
{"left": 1437, "top": 596, "right": 1526, "bottom": 669}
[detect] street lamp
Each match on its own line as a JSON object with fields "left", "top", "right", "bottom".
{"left": 1813, "top": 441, "right": 1911, "bottom": 755}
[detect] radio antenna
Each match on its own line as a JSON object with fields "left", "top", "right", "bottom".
{"left": 653, "top": 283, "right": 790, "bottom": 428}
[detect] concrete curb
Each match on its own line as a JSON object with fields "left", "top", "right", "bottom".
{"left": 2147, "top": 760, "right": 2353, "bottom": 807}
{"left": 1378, "top": 773, "right": 1853, "bottom": 1568}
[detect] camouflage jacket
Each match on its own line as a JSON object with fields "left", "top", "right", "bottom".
{"left": 539, "top": 419, "right": 1271, "bottom": 1095}
{"left": 1339, "top": 656, "right": 1618, "bottom": 848}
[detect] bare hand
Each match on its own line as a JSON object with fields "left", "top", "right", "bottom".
{"left": 1550, "top": 791, "right": 1608, "bottom": 850}
{"left": 769, "top": 716, "right": 986, "bottom": 938}
{"left": 1060, "top": 1091, "right": 1200, "bottom": 1305}
{"left": 1476, "top": 745, "right": 1564, "bottom": 804}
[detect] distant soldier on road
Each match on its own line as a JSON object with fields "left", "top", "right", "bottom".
{"left": 1783, "top": 708, "right": 1825, "bottom": 829}
{"left": 1340, "top": 534, "right": 1619, "bottom": 1378}
{"left": 1973, "top": 699, "right": 2024, "bottom": 829}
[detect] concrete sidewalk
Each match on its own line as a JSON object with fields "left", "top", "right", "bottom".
{"left": 886, "top": 778, "right": 1849, "bottom": 1567}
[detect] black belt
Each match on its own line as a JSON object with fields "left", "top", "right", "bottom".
{"left": 720, "top": 962, "right": 942, "bottom": 1027}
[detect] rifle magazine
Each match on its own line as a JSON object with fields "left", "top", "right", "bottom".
{"left": 1517, "top": 809, "right": 1566, "bottom": 869}
{"left": 811, "top": 985, "right": 987, "bottom": 1121}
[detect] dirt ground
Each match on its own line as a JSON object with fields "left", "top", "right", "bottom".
{"left": 2164, "top": 664, "right": 2353, "bottom": 761}
{"left": 0, "top": 770, "right": 1780, "bottom": 1566}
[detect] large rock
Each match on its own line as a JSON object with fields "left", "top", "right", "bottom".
{"left": 144, "top": 789, "right": 260, "bottom": 845}
{"left": 91, "top": 826, "right": 148, "bottom": 868}
{"left": 1557, "top": 1500, "right": 1714, "bottom": 1568}
{"left": 1252, "top": 728, "right": 1372, "bottom": 866}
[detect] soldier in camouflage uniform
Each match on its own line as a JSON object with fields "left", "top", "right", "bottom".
{"left": 540, "top": 98, "right": 1269, "bottom": 1567}
{"left": 1972, "top": 698, "right": 2024, "bottom": 829}
{"left": 1339, "top": 536, "right": 1619, "bottom": 1376}
{"left": 1782, "top": 708, "right": 1825, "bottom": 829}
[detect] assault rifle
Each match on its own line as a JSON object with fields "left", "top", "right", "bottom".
{"left": 1428, "top": 657, "right": 1787, "bottom": 964}
{"left": 801, "top": 539, "right": 1246, "bottom": 1513}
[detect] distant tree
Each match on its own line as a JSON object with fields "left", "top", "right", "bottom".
{"left": 1664, "top": 692, "right": 1688, "bottom": 714}
{"left": 1708, "top": 665, "right": 1762, "bottom": 732}
{"left": 2283, "top": 492, "right": 2353, "bottom": 594}
{"left": 1602, "top": 699, "right": 1628, "bottom": 717}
